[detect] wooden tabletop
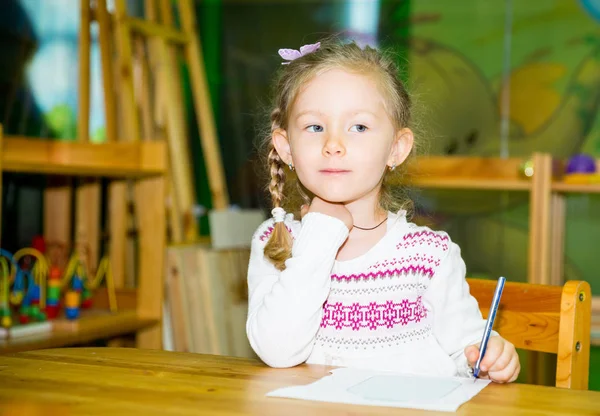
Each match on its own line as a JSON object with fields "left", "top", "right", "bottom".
{"left": 1, "top": 348, "right": 599, "bottom": 415}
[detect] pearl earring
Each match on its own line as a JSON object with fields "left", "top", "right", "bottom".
{"left": 389, "top": 164, "right": 396, "bottom": 171}
{"left": 288, "top": 163, "right": 294, "bottom": 171}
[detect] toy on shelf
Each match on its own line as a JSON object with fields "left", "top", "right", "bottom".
{"left": 0, "top": 239, "right": 118, "bottom": 330}
{"left": 519, "top": 158, "right": 535, "bottom": 178}
{"left": 0, "top": 248, "right": 52, "bottom": 339}
{"left": 12, "top": 248, "right": 49, "bottom": 324}
{"left": 46, "top": 266, "right": 62, "bottom": 319}
{"left": 0, "top": 258, "right": 11, "bottom": 328}
{"left": 61, "top": 253, "right": 87, "bottom": 321}
{"left": 64, "top": 290, "right": 81, "bottom": 320}
{"left": 45, "top": 241, "right": 68, "bottom": 319}
{"left": 85, "top": 256, "right": 117, "bottom": 313}
{"left": 563, "top": 153, "right": 600, "bottom": 184}
{"left": 60, "top": 251, "right": 118, "bottom": 321}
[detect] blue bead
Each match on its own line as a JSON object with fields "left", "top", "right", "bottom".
{"left": 72, "top": 277, "right": 84, "bottom": 290}
{"left": 65, "top": 307, "right": 80, "bottom": 320}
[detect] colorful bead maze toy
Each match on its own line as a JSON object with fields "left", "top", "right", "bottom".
{"left": 0, "top": 248, "right": 52, "bottom": 339}
{"left": 52, "top": 250, "right": 117, "bottom": 327}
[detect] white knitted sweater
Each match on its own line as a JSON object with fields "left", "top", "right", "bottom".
{"left": 246, "top": 211, "right": 490, "bottom": 377}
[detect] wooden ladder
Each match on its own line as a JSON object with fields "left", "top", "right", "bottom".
{"left": 112, "top": 0, "right": 229, "bottom": 243}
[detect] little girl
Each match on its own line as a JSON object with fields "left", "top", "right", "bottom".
{"left": 246, "top": 39, "right": 520, "bottom": 383}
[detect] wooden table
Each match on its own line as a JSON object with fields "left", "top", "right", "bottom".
{"left": 1, "top": 348, "right": 599, "bottom": 415}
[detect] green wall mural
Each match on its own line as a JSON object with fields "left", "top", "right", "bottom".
{"left": 407, "top": 0, "right": 600, "bottom": 388}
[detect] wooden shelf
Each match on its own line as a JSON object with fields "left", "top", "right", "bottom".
{"left": 0, "top": 310, "right": 157, "bottom": 354}
{"left": 394, "top": 156, "right": 531, "bottom": 191}
{"left": 1, "top": 136, "right": 167, "bottom": 178}
{"left": 408, "top": 178, "right": 530, "bottom": 191}
{"left": 552, "top": 182, "right": 600, "bottom": 194}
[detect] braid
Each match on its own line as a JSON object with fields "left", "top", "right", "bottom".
{"left": 264, "top": 109, "right": 293, "bottom": 270}
{"left": 267, "top": 147, "right": 286, "bottom": 208}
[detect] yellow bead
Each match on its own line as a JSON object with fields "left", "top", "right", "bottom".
{"left": 1, "top": 316, "right": 11, "bottom": 328}
{"left": 10, "top": 292, "right": 24, "bottom": 305}
{"left": 64, "top": 291, "right": 81, "bottom": 308}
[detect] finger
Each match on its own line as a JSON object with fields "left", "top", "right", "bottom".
{"left": 489, "top": 353, "right": 520, "bottom": 383}
{"left": 509, "top": 360, "right": 521, "bottom": 383}
{"left": 489, "top": 353, "right": 518, "bottom": 383}
{"left": 464, "top": 345, "right": 480, "bottom": 366}
{"left": 480, "top": 339, "right": 504, "bottom": 372}
{"left": 488, "top": 343, "right": 515, "bottom": 373}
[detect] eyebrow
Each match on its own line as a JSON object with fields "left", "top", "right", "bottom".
{"left": 294, "top": 109, "right": 378, "bottom": 120}
{"left": 295, "top": 110, "right": 324, "bottom": 120}
{"left": 349, "top": 110, "right": 378, "bottom": 118}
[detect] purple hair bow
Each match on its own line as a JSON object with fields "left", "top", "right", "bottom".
{"left": 278, "top": 42, "right": 321, "bottom": 65}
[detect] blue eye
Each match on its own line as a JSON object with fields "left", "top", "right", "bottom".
{"left": 350, "top": 124, "right": 368, "bottom": 133}
{"left": 306, "top": 125, "right": 324, "bottom": 133}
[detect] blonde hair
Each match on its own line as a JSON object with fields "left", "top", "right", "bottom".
{"left": 261, "top": 39, "right": 413, "bottom": 270}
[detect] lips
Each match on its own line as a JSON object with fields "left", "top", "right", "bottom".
{"left": 320, "top": 169, "right": 351, "bottom": 175}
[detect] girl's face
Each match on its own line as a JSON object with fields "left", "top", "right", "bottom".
{"left": 273, "top": 68, "right": 413, "bottom": 205}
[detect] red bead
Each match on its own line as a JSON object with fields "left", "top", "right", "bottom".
{"left": 81, "top": 298, "right": 93, "bottom": 309}
{"left": 32, "top": 235, "right": 46, "bottom": 253}
{"left": 19, "top": 315, "right": 30, "bottom": 324}
{"left": 45, "top": 305, "right": 60, "bottom": 319}
{"left": 49, "top": 267, "right": 62, "bottom": 281}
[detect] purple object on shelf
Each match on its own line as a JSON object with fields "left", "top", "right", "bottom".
{"left": 566, "top": 154, "right": 596, "bottom": 174}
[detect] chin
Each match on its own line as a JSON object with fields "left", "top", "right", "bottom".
{"left": 310, "top": 187, "right": 360, "bottom": 204}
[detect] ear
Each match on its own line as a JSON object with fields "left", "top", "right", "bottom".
{"left": 388, "top": 128, "right": 414, "bottom": 168}
{"left": 272, "top": 128, "right": 293, "bottom": 165}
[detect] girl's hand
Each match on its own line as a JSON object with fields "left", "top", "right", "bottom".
{"left": 465, "top": 336, "right": 520, "bottom": 383}
{"left": 301, "top": 197, "right": 353, "bottom": 230}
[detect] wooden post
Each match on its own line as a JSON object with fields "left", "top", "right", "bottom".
{"left": 134, "top": 175, "right": 166, "bottom": 349}
{"left": 550, "top": 193, "right": 566, "bottom": 286}
{"left": 76, "top": 0, "right": 101, "bottom": 274}
{"left": 96, "top": 0, "right": 117, "bottom": 143}
{"left": 114, "top": 0, "right": 140, "bottom": 142}
{"left": 556, "top": 280, "right": 591, "bottom": 389}
{"left": 178, "top": 0, "right": 230, "bottom": 210}
{"left": 527, "top": 153, "right": 554, "bottom": 386}
{"left": 44, "top": 180, "right": 72, "bottom": 261}
{"left": 528, "top": 153, "right": 553, "bottom": 285}
{"left": 152, "top": 39, "right": 198, "bottom": 241}
{"left": 78, "top": 0, "right": 90, "bottom": 143}
{"left": 150, "top": 0, "right": 199, "bottom": 241}
{"left": 134, "top": 35, "right": 154, "bottom": 142}
{"left": 96, "top": 0, "right": 127, "bottom": 289}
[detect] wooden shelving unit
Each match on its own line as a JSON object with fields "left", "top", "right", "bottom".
{"left": 0, "top": 134, "right": 167, "bottom": 353}
{"left": 394, "top": 153, "right": 600, "bottom": 347}
{"left": 0, "top": 311, "right": 156, "bottom": 354}
{"left": 2, "top": 136, "right": 165, "bottom": 177}
{"left": 401, "top": 156, "right": 531, "bottom": 191}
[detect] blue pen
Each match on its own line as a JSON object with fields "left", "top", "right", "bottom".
{"left": 473, "top": 276, "right": 506, "bottom": 380}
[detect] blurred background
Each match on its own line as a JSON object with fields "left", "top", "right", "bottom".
{"left": 0, "top": 0, "right": 598, "bottom": 390}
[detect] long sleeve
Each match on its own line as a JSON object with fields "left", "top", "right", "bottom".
{"left": 246, "top": 212, "right": 349, "bottom": 368}
{"left": 424, "top": 239, "right": 494, "bottom": 377}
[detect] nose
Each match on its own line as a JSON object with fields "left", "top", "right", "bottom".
{"left": 322, "top": 134, "right": 346, "bottom": 157}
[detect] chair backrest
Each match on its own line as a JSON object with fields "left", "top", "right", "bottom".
{"left": 466, "top": 278, "right": 591, "bottom": 390}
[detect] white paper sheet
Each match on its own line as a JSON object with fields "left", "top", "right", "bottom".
{"left": 267, "top": 368, "right": 491, "bottom": 412}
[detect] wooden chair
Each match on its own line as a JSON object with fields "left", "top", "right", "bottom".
{"left": 467, "top": 278, "right": 591, "bottom": 390}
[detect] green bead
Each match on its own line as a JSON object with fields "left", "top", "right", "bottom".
{"left": 30, "top": 305, "right": 40, "bottom": 317}
{"left": 47, "top": 287, "right": 61, "bottom": 299}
